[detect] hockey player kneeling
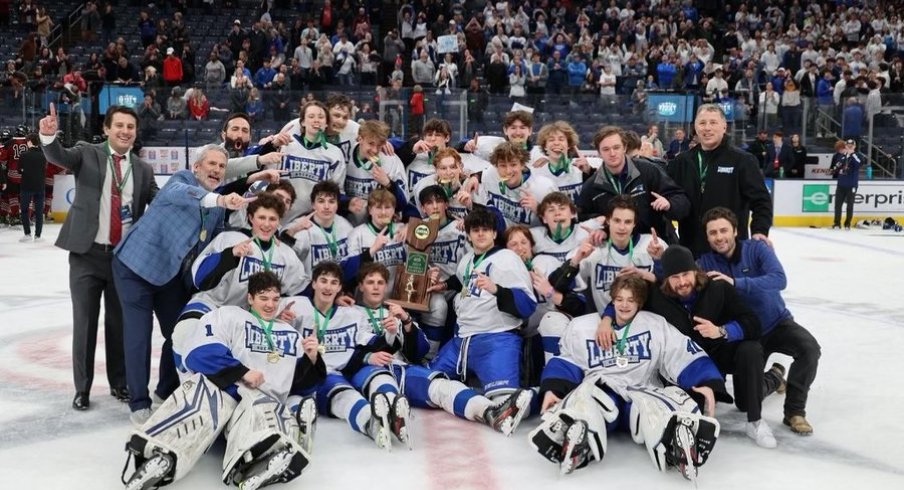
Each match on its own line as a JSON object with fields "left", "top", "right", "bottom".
{"left": 124, "top": 271, "right": 324, "bottom": 490}
{"left": 528, "top": 275, "right": 731, "bottom": 480}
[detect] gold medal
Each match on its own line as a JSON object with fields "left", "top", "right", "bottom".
{"left": 267, "top": 350, "right": 280, "bottom": 363}
{"left": 318, "top": 344, "right": 326, "bottom": 354}
{"left": 199, "top": 228, "right": 207, "bottom": 242}
{"left": 616, "top": 356, "right": 628, "bottom": 368}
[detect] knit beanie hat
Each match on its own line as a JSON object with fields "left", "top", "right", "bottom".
{"left": 661, "top": 245, "right": 697, "bottom": 277}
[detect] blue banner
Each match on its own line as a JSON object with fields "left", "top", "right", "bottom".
{"left": 98, "top": 84, "right": 144, "bottom": 113}
{"left": 646, "top": 93, "right": 695, "bottom": 123}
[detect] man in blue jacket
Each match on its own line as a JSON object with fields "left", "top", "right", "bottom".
{"left": 112, "top": 144, "right": 251, "bottom": 425}
{"left": 698, "top": 207, "right": 821, "bottom": 436}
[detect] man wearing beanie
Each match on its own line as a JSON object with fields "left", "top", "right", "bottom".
{"left": 600, "top": 244, "right": 779, "bottom": 448}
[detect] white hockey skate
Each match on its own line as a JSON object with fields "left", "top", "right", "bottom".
{"left": 389, "top": 395, "right": 413, "bottom": 450}
{"left": 369, "top": 392, "right": 392, "bottom": 451}
{"left": 124, "top": 453, "right": 174, "bottom": 490}
{"left": 294, "top": 397, "right": 318, "bottom": 454}
{"left": 238, "top": 447, "right": 295, "bottom": 490}
{"left": 484, "top": 389, "right": 532, "bottom": 436}
{"left": 560, "top": 420, "right": 591, "bottom": 476}
{"left": 671, "top": 416, "right": 698, "bottom": 483}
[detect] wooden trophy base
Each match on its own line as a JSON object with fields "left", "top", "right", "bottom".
{"left": 386, "top": 299, "right": 431, "bottom": 312}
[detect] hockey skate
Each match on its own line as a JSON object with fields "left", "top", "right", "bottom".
{"left": 124, "top": 453, "right": 174, "bottom": 490}
{"left": 368, "top": 392, "right": 392, "bottom": 451}
{"left": 484, "top": 389, "right": 532, "bottom": 436}
{"left": 669, "top": 416, "right": 699, "bottom": 483}
{"left": 560, "top": 420, "right": 594, "bottom": 476}
{"left": 294, "top": 397, "right": 318, "bottom": 454}
{"left": 238, "top": 447, "right": 295, "bottom": 490}
{"left": 389, "top": 395, "right": 413, "bottom": 450}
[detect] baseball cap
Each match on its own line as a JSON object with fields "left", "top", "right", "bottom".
{"left": 845, "top": 139, "right": 855, "bottom": 145}
{"left": 234, "top": 19, "right": 241, "bottom": 25}
{"left": 166, "top": 47, "right": 174, "bottom": 55}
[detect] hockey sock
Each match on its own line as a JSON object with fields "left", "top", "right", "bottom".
{"left": 427, "top": 378, "right": 493, "bottom": 421}
{"left": 331, "top": 389, "right": 373, "bottom": 435}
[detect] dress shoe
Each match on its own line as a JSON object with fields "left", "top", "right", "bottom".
{"left": 110, "top": 386, "right": 131, "bottom": 402}
{"left": 72, "top": 392, "right": 90, "bottom": 410}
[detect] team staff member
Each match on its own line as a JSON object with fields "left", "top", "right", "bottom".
{"left": 39, "top": 103, "right": 158, "bottom": 411}
{"left": 112, "top": 144, "right": 249, "bottom": 425}
{"left": 667, "top": 104, "right": 773, "bottom": 255}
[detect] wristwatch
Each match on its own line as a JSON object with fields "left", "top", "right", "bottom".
{"left": 718, "top": 326, "right": 727, "bottom": 338}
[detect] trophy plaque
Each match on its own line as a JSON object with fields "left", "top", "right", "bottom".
{"left": 391, "top": 217, "right": 439, "bottom": 311}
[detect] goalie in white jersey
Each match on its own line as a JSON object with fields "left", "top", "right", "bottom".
{"left": 173, "top": 193, "right": 311, "bottom": 354}
{"left": 425, "top": 208, "right": 537, "bottom": 417}
{"left": 125, "top": 271, "right": 323, "bottom": 490}
{"left": 284, "top": 261, "right": 412, "bottom": 451}
{"left": 529, "top": 121, "right": 594, "bottom": 204}
{"left": 279, "top": 181, "right": 353, "bottom": 277}
{"left": 344, "top": 120, "right": 408, "bottom": 224}
{"left": 473, "top": 141, "right": 557, "bottom": 227}
{"left": 544, "top": 195, "right": 666, "bottom": 360}
{"left": 529, "top": 275, "right": 731, "bottom": 480}
{"left": 277, "top": 100, "right": 346, "bottom": 221}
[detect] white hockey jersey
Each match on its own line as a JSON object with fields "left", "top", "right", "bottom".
{"left": 281, "top": 119, "right": 360, "bottom": 166}
{"left": 526, "top": 253, "right": 563, "bottom": 334}
{"left": 569, "top": 234, "right": 664, "bottom": 310}
{"left": 180, "top": 306, "right": 303, "bottom": 402}
{"left": 287, "top": 297, "right": 391, "bottom": 373}
{"left": 345, "top": 221, "right": 408, "bottom": 291}
{"left": 289, "top": 216, "right": 354, "bottom": 272}
{"left": 278, "top": 136, "right": 346, "bottom": 221}
{"left": 530, "top": 219, "right": 601, "bottom": 265}
{"left": 411, "top": 174, "right": 469, "bottom": 221}
{"left": 454, "top": 248, "right": 536, "bottom": 337}
{"left": 531, "top": 157, "right": 585, "bottom": 204}
{"left": 189, "top": 231, "right": 310, "bottom": 313}
{"left": 406, "top": 151, "right": 435, "bottom": 192}
{"left": 344, "top": 146, "right": 408, "bottom": 201}
{"left": 475, "top": 167, "right": 557, "bottom": 227}
{"left": 427, "top": 219, "right": 469, "bottom": 281}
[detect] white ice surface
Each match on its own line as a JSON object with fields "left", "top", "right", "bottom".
{"left": 1, "top": 224, "right": 902, "bottom": 489}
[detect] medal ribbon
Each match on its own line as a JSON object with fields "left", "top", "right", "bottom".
{"left": 463, "top": 251, "right": 488, "bottom": 288}
{"left": 696, "top": 151, "right": 708, "bottom": 193}
{"left": 613, "top": 320, "right": 633, "bottom": 357}
{"left": 365, "top": 305, "right": 385, "bottom": 334}
{"left": 604, "top": 167, "right": 623, "bottom": 194}
{"left": 249, "top": 308, "right": 276, "bottom": 352}
{"left": 314, "top": 221, "right": 338, "bottom": 257}
{"left": 367, "top": 221, "right": 394, "bottom": 238}
{"left": 605, "top": 237, "right": 635, "bottom": 265}
{"left": 313, "top": 305, "right": 334, "bottom": 345}
{"left": 549, "top": 152, "right": 570, "bottom": 174}
{"left": 551, "top": 222, "right": 573, "bottom": 242}
{"left": 252, "top": 236, "right": 274, "bottom": 271}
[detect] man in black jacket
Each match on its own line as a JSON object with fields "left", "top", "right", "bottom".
{"left": 668, "top": 104, "right": 772, "bottom": 255}
{"left": 578, "top": 126, "right": 689, "bottom": 243}
{"left": 18, "top": 133, "right": 47, "bottom": 242}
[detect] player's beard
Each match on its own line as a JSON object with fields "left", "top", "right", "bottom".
{"left": 224, "top": 137, "right": 249, "bottom": 158}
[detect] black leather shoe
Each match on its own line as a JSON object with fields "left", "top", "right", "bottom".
{"left": 72, "top": 392, "right": 90, "bottom": 410}
{"left": 110, "top": 387, "right": 130, "bottom": 403}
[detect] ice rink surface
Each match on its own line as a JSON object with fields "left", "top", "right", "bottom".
{"left": 1, "top": 223, "right": 902, "bottom": 489}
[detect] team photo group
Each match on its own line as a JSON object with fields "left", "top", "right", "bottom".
{"left": 37, "top": 89, "right": 820, "bottom": 489}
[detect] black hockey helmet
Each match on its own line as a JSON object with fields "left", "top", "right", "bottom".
{"left": 0, "top": 129, "right": 11, "bottom": 144}
{"left": 15, "top": 124, "right": 29, "bottom": 137}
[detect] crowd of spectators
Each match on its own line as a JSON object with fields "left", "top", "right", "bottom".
{"left": 3, "top": 0, "right": 904, "bottom": 141}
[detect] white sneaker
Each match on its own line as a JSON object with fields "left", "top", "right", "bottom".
{"left": 130, "top": 408, "right": 153, "bottom": 427}
{"left": 33, "top": 236, "right": 45, "bottom": 243}
{"left": 151, "top": 392, "right": 166, "bottom": 407}
{"left": 19, "top": 235, "right": 32, "bottom": 242}
{"left": 746, "top": 419, "right": 777, "bottom": 448}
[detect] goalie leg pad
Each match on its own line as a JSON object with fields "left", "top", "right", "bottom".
{"left": 125, "top": 374, "right": 236, "bottom": 484}
{"left": 222, "top": 386, "right": 310, "bottom": 486}
{"left": 626, "top": 386, "right": 720, "bottom": 472}
{"left": 538, "top": 311, "right": 570, "bottom": 363}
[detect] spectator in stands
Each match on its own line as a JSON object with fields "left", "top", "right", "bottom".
{"left": 830, "top": 139, "right": 861, "bottom": 230}
{"left": 166, "top": 86, "right": 186, "bottom": 120}
{"left": 81, "top": 1, "right": 101, "bottom": 42}
{"left": 412, "top": 49, "right": 436, "bottom": 87}
{"left": 409, "top": 84, "right": 425, "bottom": 136}
{"left": 180, "top": 43, "right": 196, "bottom": 85}
{"left": 253, "top": 57, "right": 276, "bottom": 88}
{"left": 667, "top": 129, "right": 690, "bottom": 160}
{"left": 656, "top": 54, "right": 677, "bottom": 88}
{"left": 138, "top": 11, "right": 156, "bottom": 48}
{"left": 841, "top": 97, "right": 864, "bottom": 140}
{"left": 227, "top": 19, "right": 246, "bottom": 58}
{"left": 566, "top": 53, "right": 586, "bottom": 95}
{"left": 245, "top": 87, "right": 263, "bottom": 121}
{"left": 358, "top": 43, "right": 378, "bottom": 86}
{"left": 137, "top": 94, "right": 161, "bottom": 144}
{"left": 335, "top": 45, "right": 357, "bottom": 86}
{"left": 788, "top": 134, "right": 806, "bottom": 179}
{"left": 317, "top": 43, "right": 335, "bottom": 83}
{"left": 99, "top": 3, "right": 114, "bottom": 45}
{"left": 271, "top": 72, "right": 291, "bottom": 121}
{"left": 187, "top": 86, "right": 209, "bottom": 121}
{"left": 764, "top": 131, "right": 794, "bottom": 178}
{"left": 110, "top": 57, "right": 139, "bottom": 84}
{"left": 141, "top": 66, "right": 162, "bottom": 96}
{"left": 508, "top": 63, "right": 526, "bottom": 99}
{"left": 759, "top": 83, "right": 780, "bottom": 130}
{"left": 781, "top": 79, "right": 802, "bottom": 134}
{"left": 204, "top": 52, "right": 226, "bottom": 90}
{"left": 382, "top": 28, "right": 405, "bottom": 81}
{"left": 162, "top": 47, "right": 183, "bottom": 86}
{"left": 35, "top": 6, "right": 52, "bottom": 47}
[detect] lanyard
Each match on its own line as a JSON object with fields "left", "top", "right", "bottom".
{"left": 696, "top": 151, "right": 708, "bottom": 193}
{"left": 604, "top": 168, "right": 623, "bottom": 194}
{"left": 614, "top": 320, "right": 633, "bottom": 356}
{"left": 364, "top": 305, "right": 385, "bottom": 334}
{"left": 249, "top": 308, "right": 276, "bottom": 351}
{"left": 427, "top": 148, "right": 436, "bottom": 166}
{"left": 498, "top": 170, "right": 525, "bottom": 195}
{"left": 463, "top": 251, "right": 488, "bottom": 286}
{"left": 252, "top": 236, "right": 274, "bottom": 271}
{"left": 106, "top": 142, "right": 133, "bottom": 194}
{"left": 367, "top": 221, "right": 394, "bottom": 238}
{"left": 606, "top": 238, "right": 634, "bottom": 265}
{"left": 356, "top": 151, "right": 380, "bottom": 171}
{"left": 313, "top": 305, "right": 334, "bottom": 344}
{"left": 549, "top": 152, "right": 570, "bottom": 174}
{"left": 523, "top": 257, "right": 533, "bottom": 270}
{"left": 551, "top": 222, "right": 573, "bottom": 242}
{"left": 314, "top": 221, "right": 338, "bottom": 256}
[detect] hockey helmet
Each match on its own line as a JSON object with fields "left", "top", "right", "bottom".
{"left": 15, "top": 124, "right": 29, "bottom": 137}
{"left": 0, "top": 128, "right": 11, "bottom": 144}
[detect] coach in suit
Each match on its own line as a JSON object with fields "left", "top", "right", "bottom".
{"left": 764, "top": 132, "right": 795, "bottom": 178}
{"left": 112, "top": 144, "right": 249, "bottom": 424}
{"left": 39, "top": 103, "right": 158, "bottom": 411}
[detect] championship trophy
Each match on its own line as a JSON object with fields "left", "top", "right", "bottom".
{"left": 391, "top": 216, "right": 439, "bottom": 311}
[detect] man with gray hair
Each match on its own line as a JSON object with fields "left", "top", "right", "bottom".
{"left": 667, "top": 104, "right": 773, "bottom": 256}
{"left": 112, "top": 144, "right": 251, "bottom": 425}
